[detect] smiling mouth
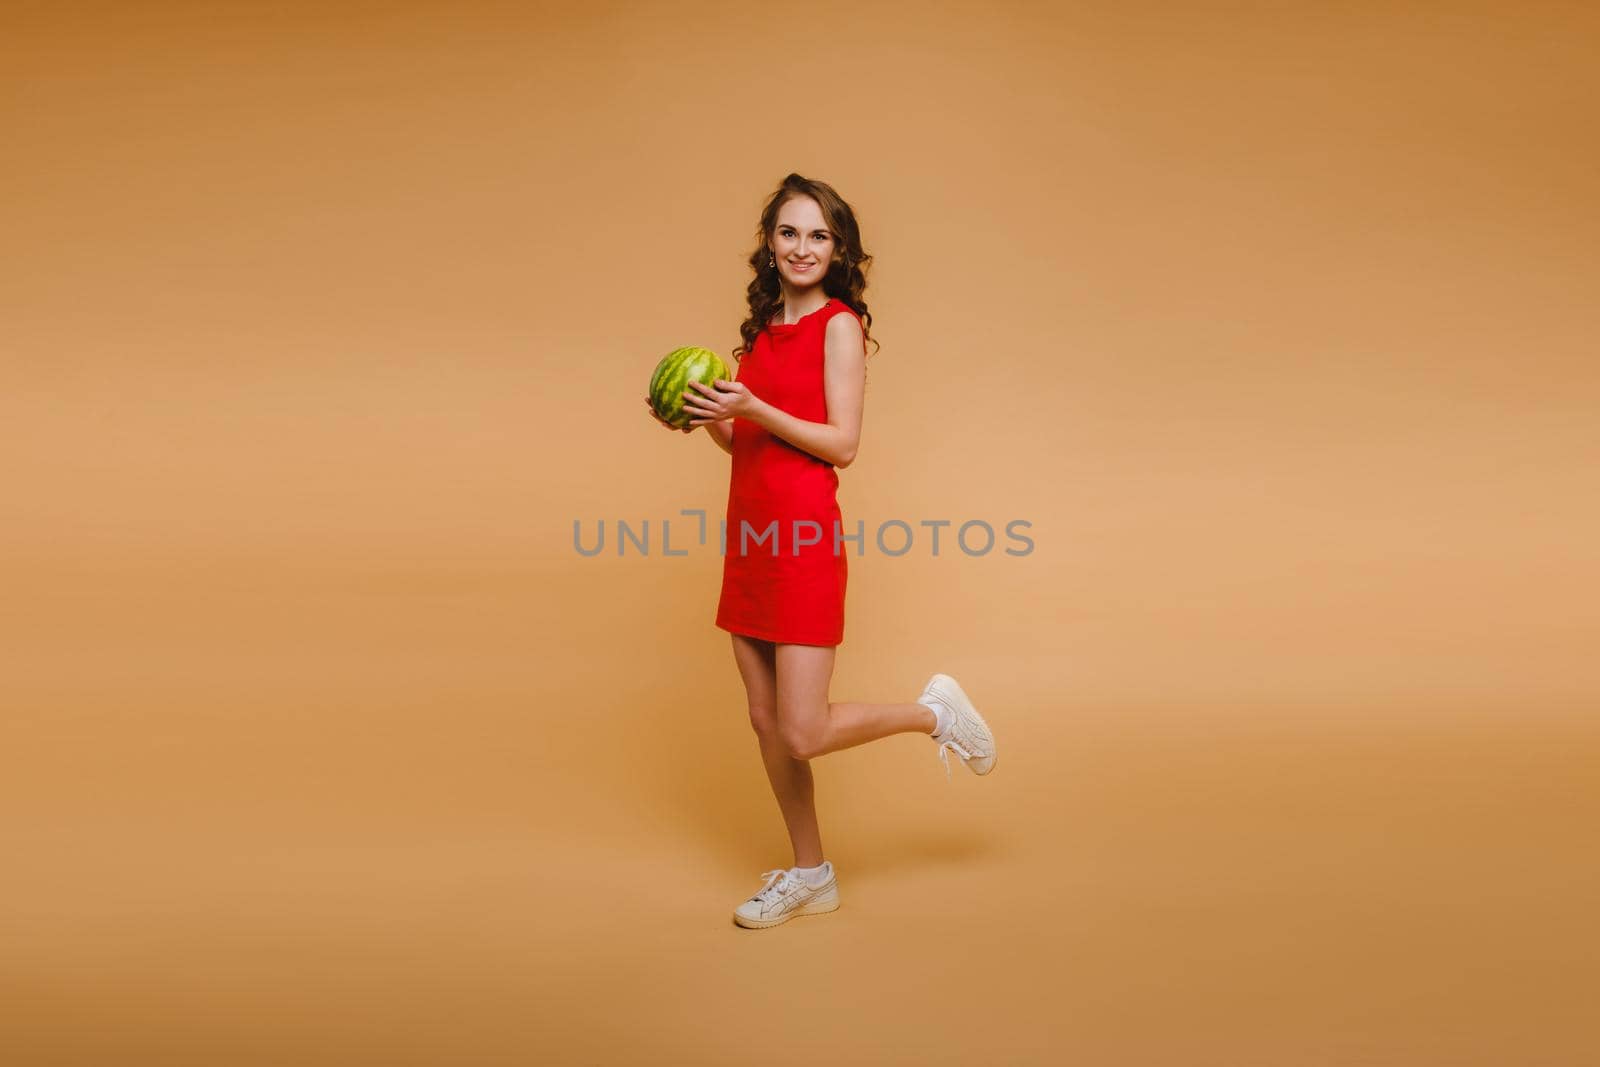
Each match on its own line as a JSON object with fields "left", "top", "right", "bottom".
{"left": 790, "top": 262, "right": 815, "bottom": 271}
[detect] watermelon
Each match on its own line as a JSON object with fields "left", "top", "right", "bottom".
{"left": 648, "top": 346, "right": 731, "bottom": 429}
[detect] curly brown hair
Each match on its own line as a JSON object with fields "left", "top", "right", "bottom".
{"left": 732, "top": 173, "right": 879, "bottom": 366}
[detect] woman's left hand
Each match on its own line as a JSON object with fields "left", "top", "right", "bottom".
{"left": 682, "top": 378, "right": 758, "bottom": 424}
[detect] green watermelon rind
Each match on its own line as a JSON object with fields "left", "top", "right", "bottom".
{"left": 649, "top": 346, "right": 731, "bottom": 430}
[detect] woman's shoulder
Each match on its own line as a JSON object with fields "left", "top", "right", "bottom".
{"left": 823, "top": 299, "right": 864, "bottom": 334}
{"left": 822, "top": 300, "right": 866, "bottom": 366}
{"left": 829, "top": 298, "right": 863, "bottom": 322}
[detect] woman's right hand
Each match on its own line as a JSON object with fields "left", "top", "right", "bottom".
{"left": 645, "top": 396, "right": 694, "bottom": 433}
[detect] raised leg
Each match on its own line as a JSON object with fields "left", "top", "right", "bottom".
{"left": 774, "top": 642, "right": 938, "bottom": 762}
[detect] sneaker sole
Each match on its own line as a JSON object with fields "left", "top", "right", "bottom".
{"left": 732, "top": 884, "right": 841, "bottom": 929}
{"left": 926, "top": 673, "right": 997, "bottom": 775}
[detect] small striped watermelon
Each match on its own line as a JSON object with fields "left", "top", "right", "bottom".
{"left": 648, "top": 346, "right": 731, "bottom": 429}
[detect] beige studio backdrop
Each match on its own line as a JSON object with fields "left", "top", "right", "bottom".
{"left": 3, "top": 2, "right": 1597, "bottom": 1065}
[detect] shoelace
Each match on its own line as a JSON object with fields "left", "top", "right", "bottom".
{"left": 927, "top": 694, "right": 976, "bottom": 781}
{"left": 936, "top": 736, "right": 975, "bottom": 781}
{"left": 752, "top": 868, "right": 802, "bottom": 904}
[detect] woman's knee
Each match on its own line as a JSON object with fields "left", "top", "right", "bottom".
{"left": 747, "top": 705, "right": 780, "bottom": 739}
{"left": 778, "top": 713, "right": 824, "bottom": 761}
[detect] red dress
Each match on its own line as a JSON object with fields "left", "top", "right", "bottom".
{"left": 715, "top": 297, "right": 860, "bottom": 646}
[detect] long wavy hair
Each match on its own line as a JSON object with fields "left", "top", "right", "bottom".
{"left": 732, "top": 173, "right": 879, "bottom": 367}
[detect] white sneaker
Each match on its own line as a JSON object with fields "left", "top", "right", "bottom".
{"left": 732, "top": 863, "right": 841, "bottom": 929}
{"left": 919, "top": 673, "right": 996, "bottom": 779}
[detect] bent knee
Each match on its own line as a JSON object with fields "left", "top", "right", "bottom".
{"left": 779, "top": 723, "right": 824, "bottom": 761}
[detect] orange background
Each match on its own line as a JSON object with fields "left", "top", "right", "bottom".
{"left": 4, "top": 2, "right": 1597, "bottom": 1064}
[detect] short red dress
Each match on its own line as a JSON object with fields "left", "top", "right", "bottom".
{"left": 715, "top": 297, "right": 860, "bottom": 646}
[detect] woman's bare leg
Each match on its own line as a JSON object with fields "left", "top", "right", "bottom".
{"left": 774, "top": 643, "right": 938, "bottom": 762}
{"left": 731, "top": 632, "right": 825, "bottom": 869}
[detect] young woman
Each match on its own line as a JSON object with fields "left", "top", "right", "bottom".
{"left": 644, "top": 174, "right": 997, "bottom": 930}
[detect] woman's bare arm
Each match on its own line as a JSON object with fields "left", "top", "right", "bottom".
{"left": 702, "top": 418, "right": 734, "bottom": 456}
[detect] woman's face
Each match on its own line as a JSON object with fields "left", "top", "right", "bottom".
{"left": 770, "top": 197, "right": 836, "bottom": 289}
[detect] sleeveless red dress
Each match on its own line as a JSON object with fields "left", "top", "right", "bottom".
{"left": 715, "top": 297, "right": 860, "bottom": 646}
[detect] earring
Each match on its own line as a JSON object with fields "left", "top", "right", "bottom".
{"left": 768, "top": 256, "right": 775, "bottom": 267}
